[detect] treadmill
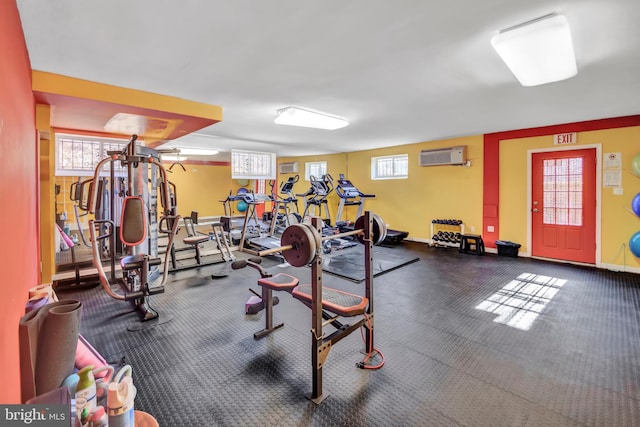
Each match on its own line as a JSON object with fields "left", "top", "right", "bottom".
{"left": 239, "top": 191, "right": 284, "bottom": 253}
{"left": 335, "top": 174, "right": 409, "bottom": 244}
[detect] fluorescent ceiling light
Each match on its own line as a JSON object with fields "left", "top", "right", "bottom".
{"left": 175, "top": 148, "right": 218, "bottom": 156}
{"left": 274, "top": 107, "right": 349, "bottom": 130}
{"left": 491, "top": 14, "right": 577, "bottom": 87}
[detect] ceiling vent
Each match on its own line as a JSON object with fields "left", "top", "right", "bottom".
{"left": 420, "top": 146, "right": 467, "bottom": 166}
{"left": 278, "top": 161, "right": 299, "bottom": 174}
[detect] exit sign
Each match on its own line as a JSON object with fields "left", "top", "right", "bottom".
{"left": 554, "top": 132, "right": 577, "bottom": 145}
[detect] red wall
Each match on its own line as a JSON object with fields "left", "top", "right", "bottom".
{"left": 483, "top": 115, "right": 640, "bottom": 248}
{"left": 0, "top": 0, "right": 37, "bottom": 403}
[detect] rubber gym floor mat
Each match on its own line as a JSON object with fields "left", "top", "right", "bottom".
{"left": 60, "top": 243, "right": 640, "bottom": 426}
{"left": 322, "top": 244, "right": 420, "bottom": 282}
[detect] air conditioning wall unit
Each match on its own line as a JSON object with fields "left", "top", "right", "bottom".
{"left": 278, "top": 161, "right": 299, "bottom": 174}
{"left": 420, "top": 146, "right": 467, "bottom": 166}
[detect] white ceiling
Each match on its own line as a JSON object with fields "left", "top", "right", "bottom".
{"left": 16, "top": 0, "right": 640, "bottom": 160}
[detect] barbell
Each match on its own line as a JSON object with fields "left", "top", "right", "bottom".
{"left": 257, "top": 213, "right": 387, "bottom": 267}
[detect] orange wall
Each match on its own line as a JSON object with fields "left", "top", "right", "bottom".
{"left": 0, "top": 0, "right": 37, "bottom": 403}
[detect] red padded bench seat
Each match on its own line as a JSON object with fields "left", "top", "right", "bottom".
{"left": 292, "top": 284, "right": 368, "bottom": 317}
{"left": 183, "top": 235, "right": 209, "bottom": 246}
{"left": 258, "top": 273, "right": 299, "bottom": 292}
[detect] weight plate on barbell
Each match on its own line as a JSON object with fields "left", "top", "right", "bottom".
{"left": 281, "top": 223, "right": 317, "bottom": 267}
{"left": 354, "top": 213, "right": 387, "bottom": 245}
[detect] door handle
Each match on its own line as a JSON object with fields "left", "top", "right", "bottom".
{"left": 531, "top": 208, "right": 540, "bottom": 213}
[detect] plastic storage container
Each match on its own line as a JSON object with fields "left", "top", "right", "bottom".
{"left": 495, "top": 240, "right": 521, "bottom": 257}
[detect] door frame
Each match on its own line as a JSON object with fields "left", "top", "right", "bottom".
{"left": 526, "top": 144, "right": 602, "bottom": 266}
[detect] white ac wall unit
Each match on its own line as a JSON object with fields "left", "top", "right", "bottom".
{"left": 278, "top": 161, "right": 299, "bottom": 174}
{"left": 420, "top": 146, "right": 467, "bottom": 166}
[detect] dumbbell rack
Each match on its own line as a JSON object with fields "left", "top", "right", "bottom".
{"left": 430, "top": 220, "right": 465, "bottom": 248}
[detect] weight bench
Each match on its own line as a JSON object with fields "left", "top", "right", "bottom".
{"left": 253, "top": 273, "right": 299, "bottom": 339}
{"left": 239, "top": 213, "right": 381, "bottom": 404}
{"left": 292, "top": 285, "right": 368, "bottom": 317}
{"left": 254, "top": 273, "right": 368, "bottom": 339}
{"left": 182, "top": 213, "right": 210, "bottom": 264}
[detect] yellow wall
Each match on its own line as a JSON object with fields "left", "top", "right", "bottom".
{"left": 162, "top": 162, "right": 235, "bottom": 218}
{"left": 499, "top": 125, "right": 640, "bottom": 270}
{"left": 279, "top": 135, "right": 484, "bottom": 240}
{"left": 144, "top": 126, "right": 638, "bottom": 272}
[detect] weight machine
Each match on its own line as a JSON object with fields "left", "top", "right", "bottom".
{"left": 87, "top": 135, "right": 180, "bottom": 322}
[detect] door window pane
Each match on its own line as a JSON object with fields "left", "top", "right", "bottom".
{"left": 542, "top": 157, "right": 583, "bottom": 226}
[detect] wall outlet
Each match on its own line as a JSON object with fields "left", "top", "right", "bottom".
{"left": 470, "top": 226, "right": 475, "bottom": 232}
{"left": 487, "top": 225, "right": 495, "bottom": 232}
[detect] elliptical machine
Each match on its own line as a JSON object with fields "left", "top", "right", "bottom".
{"left": 268, "top": 174, "right": 301, "bottom": 235}
{"left": 297, "top": 174, "right": 334, "bottom": 225}
{"left": 87, "top": 135, "right": 180, "bottom": 322}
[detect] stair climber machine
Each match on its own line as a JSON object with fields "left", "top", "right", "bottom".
{"left": 87, "top": 135, "right": 180, "bottom": 324}
{"left": 335, "top": 174, "right": 409, "bottom": 245}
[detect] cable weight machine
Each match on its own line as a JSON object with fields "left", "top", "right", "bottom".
{"left": 87, "top": 135, "right": 180, "bottom": 322}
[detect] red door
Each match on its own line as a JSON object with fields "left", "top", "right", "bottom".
{"left": 531, "top": 148, "right": 596, "bottom": 264}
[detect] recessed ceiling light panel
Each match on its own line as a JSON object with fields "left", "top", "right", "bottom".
{"left": 491, "top": 14, "right": 577, "bottom": 87}
{"left": 275, "top": 107, "right": 349, "bottom": 130}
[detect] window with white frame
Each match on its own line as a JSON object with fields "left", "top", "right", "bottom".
{"left": 304, "top": 161, "right": 327, "bottom": 181}
{"left": 371, "top": 154, "right": 408, "bottom": 180}
{"left": 55, "top": 133, "right": 129, "bottom": 176}
{"left": 231, "top": 149, "right": 276, "bottom": 180}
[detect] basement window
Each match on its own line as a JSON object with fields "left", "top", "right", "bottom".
{"left": 231, "top": 149, "right": 276, "bottom": 180}
{"left": 55, "top": 133, "right": 128, "bottom": 176}
{"left": 371, "top": 154, "right": 408, "bottom": 180}
{"left": 304, "top": 161, "right": 327, "bottom": 181}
